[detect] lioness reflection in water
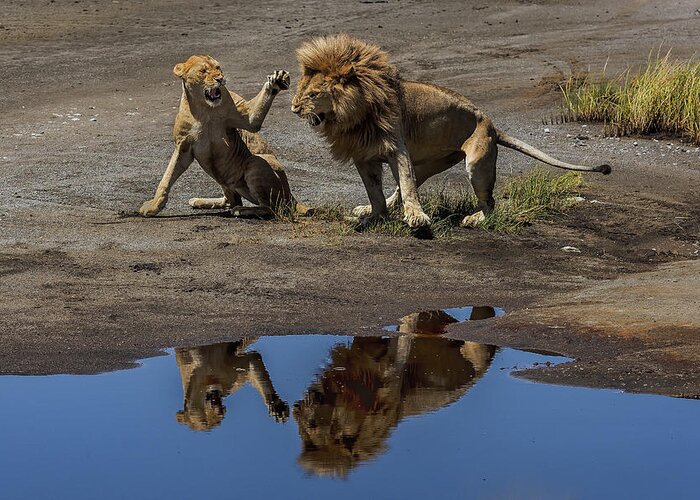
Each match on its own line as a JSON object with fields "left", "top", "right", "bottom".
{"left": 293, "top": 307, "right": 498, "bottom": 477}
{"left": 175, "top": 340, "right": 289, "bottom": 431}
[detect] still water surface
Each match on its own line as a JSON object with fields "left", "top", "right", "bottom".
{"left": 1, "top": 307, "right": 698, "bottom": 499}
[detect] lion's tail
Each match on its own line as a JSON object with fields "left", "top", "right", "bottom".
{"left": 496, "top": 130, "right": 612, "bottom": 175}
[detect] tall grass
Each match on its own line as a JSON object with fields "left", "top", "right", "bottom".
{"left": 561, "top": 52, "right": 700, "bottom": 144}
{"left": 482, "top": 169, "right": 583, "bottom": 232}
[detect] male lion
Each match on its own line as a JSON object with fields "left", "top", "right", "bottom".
{"left": 293, "top": 314, "right": 497, "bottom": 477}
{"left": 291, "top": 34, "right": 611, "bottom": 228}
{"left": 140, "top": 55, "right": 306, "bottom": 218}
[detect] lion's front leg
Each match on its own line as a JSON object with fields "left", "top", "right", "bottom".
{"left": 352, "top": 160, "right": 387, "bottom": 227}
{"left": 388, "top": 146, "right": 431, "bottom": 228}
{"left": 139, "top": 145, "right": 194, "bottom": 217}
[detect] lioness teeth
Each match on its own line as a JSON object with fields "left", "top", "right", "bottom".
{"left": 205, "top": 88, "right": 221, "bottom": 100}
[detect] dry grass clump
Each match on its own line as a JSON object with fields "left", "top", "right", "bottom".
{"left": 561, "top": 52, "right": 700, "bottom": 144}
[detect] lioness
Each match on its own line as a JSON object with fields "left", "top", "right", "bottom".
{"left": 140, "top": 55, "right": 306, "bottom": 218}
{"left": 175, "top": 340, "right": 289, "bottom": 431}
{"left": 291, "top": 34, "right": 611, "bottom": 228}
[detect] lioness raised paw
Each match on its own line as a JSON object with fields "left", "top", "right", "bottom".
{"left": 139, "top": 199, "right": 163, "bottom": 217}
{"left": 267, "top": 70, "right": 290, "bottom": 93}
{"left": 461, "top": 211, "right": 486, "bottom": 228}
{"left": 268, "top": 398, "right": 290, "bottom": 423}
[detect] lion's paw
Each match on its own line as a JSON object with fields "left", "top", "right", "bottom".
{"left": 351, "top": 204, "right": 373, "bottom": 217}
{"left": 139, "top": 199, "right": 162, "bottom": 217}
{"left": 461, "top": 211, "right": 486, "bottom": 228}
{"left": 403, "top": 205, "right": 431, "bottom": 228}
{"left": 267, "top": 70, "right": 290, "bottom": 93}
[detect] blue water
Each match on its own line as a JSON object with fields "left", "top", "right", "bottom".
{"left": 0, "top": 333, "right": 698, "bottom": 500}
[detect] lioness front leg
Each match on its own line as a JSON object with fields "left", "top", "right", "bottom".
{"left": 246, "top": 352, "right": 290, "bottom": 423}
{"left": 388, "top": 146, "right": 431, "bottom": 228}
{"left": 140, "top": 144, "right": 194, "bottom": 216}
{"left": 237, "top": 70, "right": 290, "bottom": 132}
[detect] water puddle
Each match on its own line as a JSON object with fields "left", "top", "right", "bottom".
{"left": 1, "top": 309, "right": 699, "bottom": 499}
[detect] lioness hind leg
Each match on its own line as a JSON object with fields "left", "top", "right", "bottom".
{"left": 239, "top": 155, "right": 295, "bottom": 218}
{"left": 188, "top": 197, "right": 229, "bottom": 209}
{"left": 462, "top": 128, "right": 497, "bottom": 228}
{"left": 230, "top": 205, "right": 275, "bottom": 219}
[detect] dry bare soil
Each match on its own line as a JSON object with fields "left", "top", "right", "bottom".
{"left": 1, "top": 0, "right": 699, "bottom": 396}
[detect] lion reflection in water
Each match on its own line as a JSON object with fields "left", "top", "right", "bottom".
{"left": 175, "top": 340, "right": 289, "bottom": 431}
{"left": 293, "top": 307, "right": 498, "bottom": 477}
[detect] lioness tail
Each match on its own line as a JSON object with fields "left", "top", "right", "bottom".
{"left": 496, "top": 130, "right": 611, "bottom": 175}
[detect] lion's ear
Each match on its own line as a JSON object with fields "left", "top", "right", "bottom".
{"left": 173, "top": 63, "right": 186, "bottom": 78}
{"left": 337, "top": 64, "right": 356, "bottom": 85}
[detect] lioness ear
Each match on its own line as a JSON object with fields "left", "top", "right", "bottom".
{"left": 337, "top": 64, "right": 356, "bottom": 85}
{"left": 173, "top": 63, "right": 186, "bottom": 78}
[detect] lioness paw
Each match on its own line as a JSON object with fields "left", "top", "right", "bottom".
{"left": 267, "top": 70, "right": 290, "bottom": 92}
{"left": 139, "top": 199, "right": 162, "bottom": 217}
{"left": 268, "top": 399, "right": 290, "bottom": 423}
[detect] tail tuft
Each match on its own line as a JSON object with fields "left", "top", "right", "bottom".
{"left": 596, "top": 164, "right": 612, "bottom": 175}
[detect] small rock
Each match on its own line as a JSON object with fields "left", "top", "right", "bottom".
{"left": 633, "top": 141, "right": 638, "bottom": 146}
{"left": 560, "top": 246, "right": 582, "bottom": 253}
{"left": 543, "top": 128, "right": 550, "bottom": 133}
{"left": 90, "top": 117, "right": 97, "bottom": 122}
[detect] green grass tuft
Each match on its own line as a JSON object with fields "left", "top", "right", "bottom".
{"left": 480, "top": 169, "right": 584, "bottom": 232}
{"left": 286, "top": 169, "right": 584, "bottom": 237}
{"left": 561, "top": 52, "right": 700, "bottom": 144}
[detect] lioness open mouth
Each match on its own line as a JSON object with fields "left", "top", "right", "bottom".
{"left": 204, "top": 87, "right": 222, "bottom": 103}
{"left": 308, "top": 112, "right": 325, "bottom": 127}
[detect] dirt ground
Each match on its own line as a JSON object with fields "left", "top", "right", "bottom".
{"left": 1, "top": 0, "right": 699, "bottom": 395}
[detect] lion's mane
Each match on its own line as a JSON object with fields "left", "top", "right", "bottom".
{"left": 296, "top": 34, "right": 403, "bottom": 161}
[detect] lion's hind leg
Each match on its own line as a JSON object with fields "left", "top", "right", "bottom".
{"left": 461, "top": 125, "right": 497, "bottom": 227}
